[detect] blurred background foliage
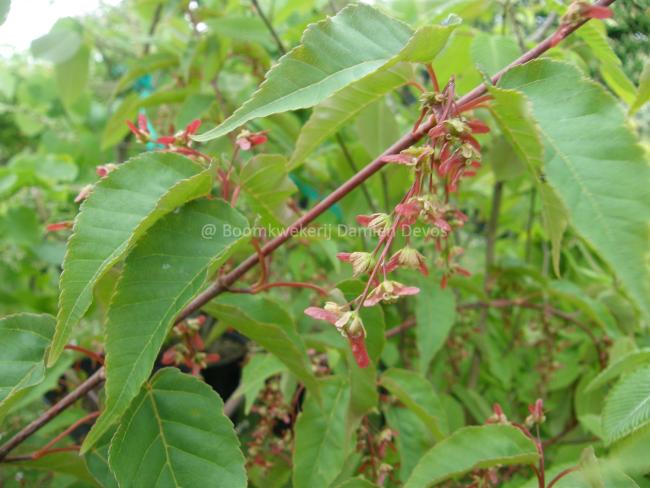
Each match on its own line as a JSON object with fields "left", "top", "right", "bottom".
{"left": 0, "top": 0, "right": 649, "bottom": 486}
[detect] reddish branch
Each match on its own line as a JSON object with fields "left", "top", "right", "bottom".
{"left": 0, "top": 369, "right": 104, "bottom": 461}
{"left": 0, "top": 0, "right": 616, "bottom": 463}
{"left": 17, "top": 411, "right": 100, "bottom": 461}
{"left": 175, "top": 0, "right": 616, "bottom": 323}
{"left": 64, "top": 344, "right": 104, "bottom": 365}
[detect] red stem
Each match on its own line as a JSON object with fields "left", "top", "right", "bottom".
{"left": 3, "top": 446, "right": 81, "bottom": 463}
{"left": 405, "top": 80, "right": 426, "bottom": 93}
{"left": 0, "top": 369, "right": 104, "bottom": 461}
{"left": 253, "top": 281, "right": 329, "bottom": 296}
{"left": 64, "top": 344, "right": 104, "bottom": 365}
{"left": 425, "top": 63, "right": 439, "bottom": 92}
{"left": 547, "top": 466, "right": 579, "bottom": 488}
{"left": 32, "top": 411, "right": 100, "bottom": 460}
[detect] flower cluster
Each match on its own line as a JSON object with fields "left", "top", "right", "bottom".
{"left": 160, "top": 315, "right": 220, "bottom": 375}
{"left": 235, "top": 129, "right": 268, "bottom": 151}
{"left": 127, "top": 114, "right": 208, "bottom": 159}
{"left": 304, "top": 75, "right": 485, "bottom": 367}
{"left": 304, "top": 303, "right": 370, "bottom": 368}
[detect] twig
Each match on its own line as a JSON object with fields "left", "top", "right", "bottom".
{"left": 229, "top": 281, "right": 330, "bottom": 296}
{"left": 251, "top": 0, "right": 287, "bottom": 55}
{"left": 251, "top": 239, "right": 268, "bottom": 289}
{"left": 31, "top": 411, "right": 99, "bottom": 460}
{"left": 3, "top": 446, "right": 80, "bottom": 463}
{"left": 485, "top": 181, "right": 504, "bottom": 277}
{"left": 547, "top": 466, "right": 579, "bottom": 488}
{"left": 143, "top": 3, "right": 163, "bottom": 55}
{"left": 385, "top": 318, "right": 416, "bottom": 338}
{"left": 64, "top": 344, "right": 104, "bottom": 365}
{"left": 223, "top": 393, "right": 244, "bottom": 417}
{"left": 529, "top": 12, "right": 558, "bottom": 43}
{"left": 0, "top": 369, "right": 105, "bottom": 461}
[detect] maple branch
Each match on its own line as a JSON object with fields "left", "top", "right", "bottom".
{"left": 0, "top": 0, "right": 615, "bottom": 462}
{"left": 0, "top": 368, "right": 105, "bottom": 461}
{"left": 176, "top": 0, "right": 616, "bottom": 323}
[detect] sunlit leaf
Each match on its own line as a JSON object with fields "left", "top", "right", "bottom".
{"left": 194, "top": 4, "right": 456, "bottom": 142}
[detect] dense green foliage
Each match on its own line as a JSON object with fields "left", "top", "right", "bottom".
{"left": 0, "top": 0, "right": 649, "bottom": 487}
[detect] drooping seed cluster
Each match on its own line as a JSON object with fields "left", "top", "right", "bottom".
{"left": 306, "top": 76, "right": 492, "bottom": 367}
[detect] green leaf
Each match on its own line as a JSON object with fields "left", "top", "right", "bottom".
{"left": 380, "top": 368, "right": 447, "bottom": 440}
{"left": 355, "top": 98, "right": 401, "bottom": 158}
{"left": 82, "top": 198, "right": 248, "bottom": 453}
{"left": 335, "top": 280, "right": 384, "bottom": 418}
{"left": 235, "top": 353, "right": 287, "bottom": 414}
{"left": 55, "top": 43, "right": 89, "bottom": 109}
{"left": 404, "top": 424, "right": 539, "bottom": 488}
{"left": 9, "top": 451, "right": 98, "bottom": 484}
{"left": 602, "top": 366, "right": 650, "bottom": 444}
{"left": 415, "top": 278, "right": 455, "bottom": 374}
{"left": 587, "top": 349, "right": 650, "bottom": 392}
{"left": 194, "top": 4, "right": 455, "bottom": 142}
{"left": 3, "top": 351, "right": 74, "bottom": 419}
{"left": 385, "top": 406, "right": 435, "bottom": 481}
{"left": 292, "top": 377, "right": 351, "bottom": 488}
{"left": 108, "top": 368, "right": 246, "bottom": 487}
{"left": 207, "top": 15, "right": 271, "bottom": 44}
{"left": 488, "top": 135, "right": 527, "bottom": 181}
{"left": 487, "top": 83, "right": 568, "bottom": 275}
{"left": 335, "top": 478, "right": 378, "bottom": 488}
{"left": 84, "top": 428, "right": 119, "bottom": 488}
{"left": 49, "top": 153, "right": 212, "bottom": 366}
{"left": 577, "top": 22, "right": 636, "bottom": 106}
{"left": 0, "top": 0, "right": 10, "bottom": 27}
{"left": 208, "top": 294, "right": 320, "bottom": 396}
{"left": 239, "top": 154, "right": 296, "bottom": 228}
{"left": 499, "top": 59, "right": 650, "bottom": 317}
{"left": 470, "top": 32, "right": 520, "bottom": 77}
{"left": 629, "top": 60, "right": 650, "bottom": 115}
{"left": 0, "top": 313, "right": 54, "bottom": 414}
{"left": 290, "top": 64, "right": 412, "bottom": 168}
